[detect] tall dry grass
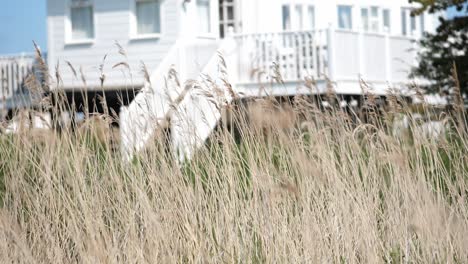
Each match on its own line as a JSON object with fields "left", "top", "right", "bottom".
{"left": 0, "top": 44, "right": 467, "bottom": 262}
{"left": 0, "top": 89, "right": 467, "bottom": 263}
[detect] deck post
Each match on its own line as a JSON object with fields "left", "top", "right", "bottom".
{"left": 326, "top": 24, "right": 336, "bottom": 81}
{"left": 384, "top": 32, "right": 392, "bottom": 83}
{"left": 358, "top": 28, "right": 364, "bottom": 78}
{"left": 223, "top": 26, "right": 239, "bottom": 86}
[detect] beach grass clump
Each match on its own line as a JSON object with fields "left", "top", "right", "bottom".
{"left": 0, "top": 90, "right": 467, "bottom": 263}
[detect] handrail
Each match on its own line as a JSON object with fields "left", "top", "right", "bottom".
{"left": 233, "top": 29, "right": 418, "bottom": 40}
{"left": 232, "top": 29, "right": 324, "bottom": 37}
{"left": 0, "top": 53, "right": 35, "bottom": 58}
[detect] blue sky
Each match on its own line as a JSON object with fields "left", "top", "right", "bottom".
{"left": 0, "top": 0, "right": 46, "bottom": 55}
{"left": 0, "top": 1, "right": 466, "bottom": 56}
{"left": 447, "top": 2, "right": 468, "bottom": 18}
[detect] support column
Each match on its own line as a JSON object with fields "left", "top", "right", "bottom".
{"left": 357, "top": 29, "right": 364, "bottom": 79}
{"left": 326, "top": 24, "right": 336, "bottom": 81}
{"left": 384, "top": 33, "right": 392, "bottom": 83}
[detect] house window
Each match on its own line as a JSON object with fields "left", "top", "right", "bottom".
{"left": 307, "top": 6, "right": 315, "bottom": 30}
{"left": 370, "top": 7, "right": 379, "bottom": 32}
{"left": 282, "top": 4, "right": 315, "bottom": 31}
{"left": 282, "top": 5, "right": 291, "bottom": 30}
{"left": 294, "top": 5, "right": 303, "bottom": 30}
{"left": 197, "top": 0, "right": 211, "bottom": 34}
{"left": 420, "top": 14, "right": 425, "bottom": 35}
{"left": 219, "top": 0, "right": 237, "bottom": 38}
{"left": 410, "top": 14, "right": 417, "bottom": 33}
{"left": 338, "top": 5, "right": 352, "bottom": 30}
{"left": 135, "top": 0, "right": 161, "bottom": 35}
{"left": 361, "top": 8, "right": 369, "bottom": 31}
{"left": 383, "top": 9, "right": 391, "bottom": 32}
{"left": 401, "top": 9, "right": 407, "bottom": 35}
{"left": 401, "top": 8, "right": 424, "bottom": 37}
{"left": 70, "top": 0, "right": 94, "bottom": 40}
{"left": 361, "top": 6, "right": 380, "bottom": 32}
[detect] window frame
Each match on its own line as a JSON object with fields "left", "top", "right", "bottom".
{"left": 130, "top": 0, "right": 163, "bottom": 40}
{"left": 360, "top": 7, "right": 369, "bottom": 31}
{"left": 281, "top": 3, "right": 316, "bottom": 31}
{"left": 65, "top": 0, "right": 96, "bottom": 45}
{"left": 219, "top": 0, "right": 238, "bottom": 38}
{"left": 196, "top": 0, "right": 216, "bottom": 38}
{"left": 369, "top": 6, "right": 380, "bottom": 32}
{"left": 337, "top": 5, "right": 353, "bottom": 30}
{"left": 360, "top": 6, "right": 381, "bottom": 33}
{"left": 382, "top": 9, "right": 391, "bottom": 33}
{"left": 401, "top": 7, "right": 423, "bottom": 37}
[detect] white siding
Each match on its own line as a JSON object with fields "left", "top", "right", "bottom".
{"left": 236, "top": 0, "right": 437, "bottom": 35}
{"left": 47, "top": 0, "right": 181, "bottom": 90}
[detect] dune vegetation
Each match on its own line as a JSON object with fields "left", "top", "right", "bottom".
{"left": 0, "top": 47, "right": 467, "bottom": 263}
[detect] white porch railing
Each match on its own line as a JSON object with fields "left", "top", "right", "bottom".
{"left": 232, "top": 28, "right": 417, "bottom": 93}
{"left": 233, "top": 30, "right": 329, "bottom": 83}
{"left": 0, "top": 54, "right": 35, "bottom": 101}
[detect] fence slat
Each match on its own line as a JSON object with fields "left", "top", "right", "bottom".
{"left": 0, "top": 55, "right": 35, "bottom": 103}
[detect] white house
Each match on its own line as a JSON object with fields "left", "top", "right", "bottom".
{"left": 3, "top": 0, "right": 440, "bottom": 160}
{"left": 44, "top": 0, "right": 438, "bottom": 91}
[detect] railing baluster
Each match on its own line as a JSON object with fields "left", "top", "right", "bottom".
{"left": 20, "top": 64, "right": 25, "bottom": 93}
{"left": 241, "top": 35, "right": 247, "bottom": 82}
{"left": 305, "top": 32, "right": 312, "bottom": 77}
{"left": 20, "top": 63, "right": 24, "bottom": 92}
{"left": 259, "top": 34, "right": 265, "bottom": 81}
{"left": 297, "top": 33, "right": 303, "bottom": 80}
{"left": 265, "top": 33, "right": 270, "bottom": 81}
{"left": 283, "top": 33, "right": 289, "bottom": 81}
{"left": 1, "top": 65, "right": 4, "bottom": 100}
{"left": 272, "top": 33, "right": 279, "bottom": 77}
{"left": 268, "top": 33, "right": 272, "bottom": 81}
{"left": 301, "top": 32, "right": 310, "bottom": 80}
{"left": 4, "top": 63, "right": 8, "bottom": 97}
{"left": 270, "top": 33, "right": 276, "bottom": 81}
{"left": 289, "top": 33, "right": 296, "bottom": 81}
{"left": 8, "top": 63, "right": 13, "bottom": 97}
{"left": 10, "top": 62, "right": 14, "bottom": 96}
{"left": 311, "top": 32, "right": 318, "bottom": 78}
{"left": 319, "top": 30, "right": 325, "bottom": 77}
{"left": 3, "top": 64, "right": 7, "bottom": 98}
{"left": 290, "top": 33, "right": 297, "bottom": 81}
{"left": 15, "top": 63, "right": 20, "bottom": 95}
{"left": 1, "top": 65, "right": 3, "bottom": 98}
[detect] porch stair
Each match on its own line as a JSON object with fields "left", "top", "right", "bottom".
{"left": 120, "top": 38, "right": 237, "bottom": 162}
